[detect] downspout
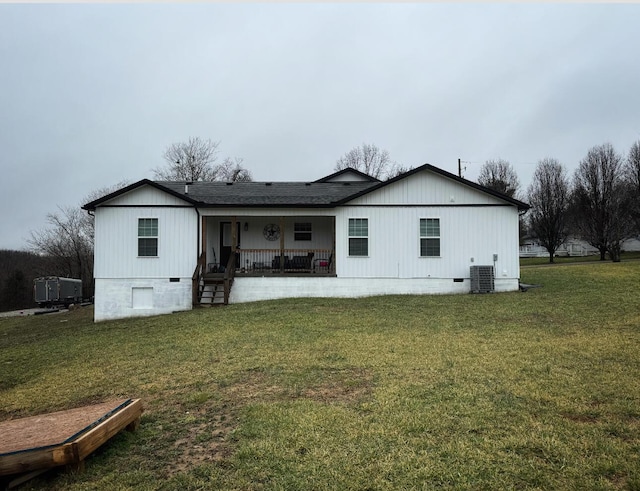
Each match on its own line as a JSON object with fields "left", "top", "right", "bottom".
{"left": 85, "top": 209, "right": 95, "bottom": 300}
{"left": 196, "top": 206, "right": 201, "bottom": 259}
{"left": 186, "top": 182, "right": 200, "bottom": 260}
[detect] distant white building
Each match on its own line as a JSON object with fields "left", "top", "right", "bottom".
{"left": 83, "top": 164, "right": 529, "bottom": 321}
{"left": 519, "top": 237, "right": 640, "bottom": 258}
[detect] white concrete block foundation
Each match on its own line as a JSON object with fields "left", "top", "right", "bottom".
{"left": 94, "top": 278, "right": 192, "bottom": 321}
{"left": 229, "top": 277, "right": 519, "bottom": 304}
{"left": 94, "top": 276, "right": 520, "bottom": 321}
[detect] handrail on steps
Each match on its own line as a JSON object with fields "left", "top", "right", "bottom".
{"left": 223, "top": 251, "right": 237, "bottom": 304}
{"left": 192, "top": 251, "right": 206, "bottom": 306}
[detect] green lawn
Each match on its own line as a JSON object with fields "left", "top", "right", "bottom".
{"left": 1, "top": 262, "right": 640, "bottom": 490}
{"left": 520, "top": 250, "right": 640, "bottom": 266}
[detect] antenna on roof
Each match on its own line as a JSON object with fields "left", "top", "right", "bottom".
{"left": 458, "top": 158, "right": 468, "bottom": 178}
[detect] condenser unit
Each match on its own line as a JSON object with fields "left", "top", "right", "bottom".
{"left": 470, "top": 266, "right": 494, "bottom": 293}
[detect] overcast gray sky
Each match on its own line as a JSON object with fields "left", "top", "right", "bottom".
{"left": 1, "top": 3, "right": 639, "bottom": 250}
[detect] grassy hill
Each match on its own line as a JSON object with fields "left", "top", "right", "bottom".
{"left": 1, "top": 262, "right": 640, "bottom": 490}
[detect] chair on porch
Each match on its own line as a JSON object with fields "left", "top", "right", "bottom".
{"left": 289, "top": 252, "right": 314, "bottom": 271}
{"left": 272, "top": 252, "right": 315, "bottom": 272}
{"left": 208, "top": 247, "right": 223, "bottom": 273}
{"left": 272, "top": 255, "right": 290, "bottom": 270}
{"left": 313, "top": 253, "right": 332, "bottom": 273}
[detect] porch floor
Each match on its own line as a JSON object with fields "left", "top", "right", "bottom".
{"left": 204, "top": 272, "right": 336, "bottom": 279}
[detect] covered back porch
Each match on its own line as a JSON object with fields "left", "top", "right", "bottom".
{"left": 202, "top": 215, "right": 336, "bottom": 276}
{"left": 192, "top": 215, "right": 336, "bottom": 305}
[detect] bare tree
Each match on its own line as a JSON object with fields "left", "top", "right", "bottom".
{"left": 153, "top": 136, "right": 252, "bottom": 182}
{"left": 477, "top": 159, "right": 521, "bottom": 198}
{"left": 28, "top": 181, "right": 130, "bottom": 299}
{"left": 625, "top": 140, "right": 640, "bottom": 234}
{"left": 217, "top": 157, "right": 253, "bottom": 182}
{"left": 572, "top": 143, "right": 633, "bottom": 262}
{"left": 389, "top": 163, "right": 414, "bottom": 179}
{"left": 154, "top": 137, "right": 221, "bottom": 181}
{"left": 335, "top": 143, "right": 403, "bottom": 180}
{"left": 28, "top": 205, "right": 94, "bottom": 293}
{"left": 527, "top": 158, "right": 570, "bottom": 263}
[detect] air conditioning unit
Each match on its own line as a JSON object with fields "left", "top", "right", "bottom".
{"left": 470, "top": 266, "right": 494, "bottom": 293}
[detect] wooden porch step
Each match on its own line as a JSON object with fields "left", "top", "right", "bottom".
{"left": 198, "top": 279, "right": 233, "bottom": 306}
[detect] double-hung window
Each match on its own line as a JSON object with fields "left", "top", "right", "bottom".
{"left": 294, "top": 222, "right": 312, "bottom": 241}
{"left": 348, "top": 218, "right": 368, "bottom": 256}
{"left": 138, "top": 218, "right": 158, "bottom": 257}
{"left": 420, "top": 218, "right": 440, "bottom": 257}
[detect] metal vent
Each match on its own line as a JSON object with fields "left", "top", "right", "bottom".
{"left": 470, "top": 266, "right": 494, "bottom": 293}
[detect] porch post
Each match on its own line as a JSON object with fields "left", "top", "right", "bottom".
{"left": 231, "top": 216, "right": 237, "bottom": 269}
{"left": 332, "top": 216, "right": 336, "bottom": 274}
{"left": 279, "top": 216, "right": 285, "bottom": 273}
{"left": 201, "top": 216, "right": 207, "bottom": 265}
{"left": 231, "top": 216, "right": 237, "bottom": 252}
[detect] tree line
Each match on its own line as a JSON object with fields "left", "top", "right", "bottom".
{"left": 477, "top": 142, "right": 640, "bottom": 263}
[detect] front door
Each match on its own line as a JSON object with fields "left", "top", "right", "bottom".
{"left": 220, "top": 222, "right": 241, "bottom": 268}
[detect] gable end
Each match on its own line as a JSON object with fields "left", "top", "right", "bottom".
{"left": 82, "top": 179, "right": 198, "bottom": 210}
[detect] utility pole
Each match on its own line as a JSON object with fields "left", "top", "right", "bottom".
{"left": 458, "top": 158, "right": 462, "bottom": 178}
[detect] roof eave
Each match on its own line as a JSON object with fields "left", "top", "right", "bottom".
{"left": 82, "top": 179, "right": 199, "bottom": 210}
{"left": 189, "top": 202, "right": 341, "bottom": 209}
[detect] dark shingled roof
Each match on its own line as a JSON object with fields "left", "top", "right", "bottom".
{"left": 158, "top": 181, "right": 379, "bottom": 207}
{"left": 313, "top": 168, "right": 380, "bottom": 183}
{"left": 82, "top": 164, "right": 529, "bottom": 211}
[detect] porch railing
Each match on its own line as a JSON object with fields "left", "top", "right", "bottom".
{"left": 192, "top": 251, "right": 206, "bottom": 306}
{"left": 233, "top": 248, "right": 334, "bottom": 274}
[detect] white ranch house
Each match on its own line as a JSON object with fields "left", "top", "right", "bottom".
{"left": 83, "top": 164, "right": 529, "bottom": 321}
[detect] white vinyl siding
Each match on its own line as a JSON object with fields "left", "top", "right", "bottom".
{"left": 94, "top": 207, "right": 198, "bottom": 279}
{"left": 346, "top": 168, "right": 509, "bottom": 207}
{"left": 335, "top": 206, "right": 520, "bottom": 280}
{"left": 420, "top": 218, "right": 440, "bottom": 257}
{"left": 105, "top": 185, "right": 190, "bottom": 206}
{"left": 348, "top": 218, "right": 368, "bottom": 256}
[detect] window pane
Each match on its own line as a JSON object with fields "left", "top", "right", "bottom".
{"left": 426, "top": 219, "right": 439, "bottom": 237}
{"left": 349, "top": 238, "right": 368, "bottom": 256}
{"left": 294, "top": 222, "right": 312, "bottom": 241}
{"left": 294, "top": 222, "right": 311, "bottom": 232}
{"left": 349, "top": 218, "right": 368, "bottom": 237}
{"left": 420, "top": 218, "right": 439, "bottom": 237}
{"left": 138, "top": 218, "right": 158, "bottom": 237}
{"left": 420, "top": 238, "right": 440, "bottom": 257}
{"left": 138, "top": 238, "right": 158, "bottom": 256}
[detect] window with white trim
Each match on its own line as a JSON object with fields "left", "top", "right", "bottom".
{"left": 420, "top": 218, "right": 440, "bottom": 257}
{"left": 348, "top": 218, "right": 368, "bottom": 256}
{"left": 294, "top": 222, "right": 312, "bottom": 241}
{"left": 138, "top": 218, "right": 158, "bottom": 257}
